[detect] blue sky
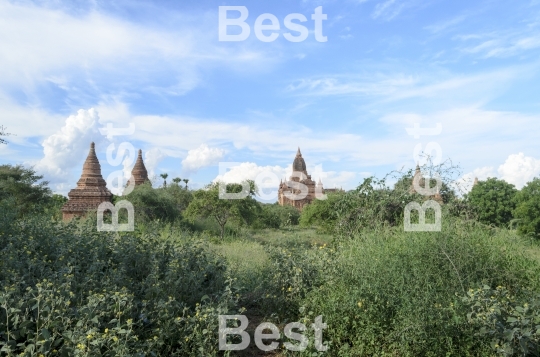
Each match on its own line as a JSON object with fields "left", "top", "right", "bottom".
{"left": 1, "top": 0, "right": 540, "bottom": 198}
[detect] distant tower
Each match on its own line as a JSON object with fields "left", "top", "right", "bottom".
{"left": 473, "top": 177, "right": 479, "bottom": 187}
{"left": 278, "top": 147, "right": 321, "bottom": 211}
{"left": 127, "top": 149, "right": 149, "bottom": 187}
{"left": 62, "top": 142, "right": 112, "bottom": 221}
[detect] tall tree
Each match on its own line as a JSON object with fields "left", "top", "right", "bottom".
{"left": 172, "top": 177, "right": 182, "bottom": 185}
{"left": 466, "top": 177, "right": 518, "bottom": 227}
{"left": 184, "top": 181, "right": 257, "bottom": 239}
{"left": 160, "top": 173, "right": 168, "bottom": 187}
{"left": 0, "top": 164, "right": 52, "bottom": 216}
{"left": 513, "top": 177, "right": 540, "bottom": 238}
{"left": 183, "top": 178, "right": 189, "bottom": 189}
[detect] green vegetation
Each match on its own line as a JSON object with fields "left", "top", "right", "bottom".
{"left": 514, "top": 178, "right": 540, "bottom": 238}
{"left": 467, "top": 177, "right": 518, "bottom": 228}
{"left": 1, "top": 163, "right": 540, "bottom": 356}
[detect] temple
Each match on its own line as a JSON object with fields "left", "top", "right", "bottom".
{"left": 127, "top": 149, "right": 149, "bottom": 188}
{"left": 278, "top": 148, "right": 324, "bottom": 211}
{"left": 409, "top": 164, "right": 443, "bottom": 203}
{"left": 62, "top": 142, "right": 113, "bottom": 221}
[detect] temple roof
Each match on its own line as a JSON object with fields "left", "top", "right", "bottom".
{"left": 293, "top": 147, "right": 307, "bottom": 173}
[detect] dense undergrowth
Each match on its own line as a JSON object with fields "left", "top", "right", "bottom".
{"left": 1, "top": 163, "right": 540, "bottom": 356}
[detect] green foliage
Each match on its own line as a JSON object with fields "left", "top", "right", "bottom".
{"left": 514, "top": 178, "right": 540, "bottom": 238}
{"left": 184, "top": 181, "right": 259, "bottom": 239}
{"left": 253, "top": 203, "right": 300, "bottom": 229}
{"left": 463, "top": 285, "right": 540, "bottom": 356}
{"left": 291, "top": 218, "right": 540, "bottom": 356}
{"left": 122, "top": 182, "right": 180, "bottom": 222}
{"left": 299, "top": 191, "right": 345, "bottom": 232}
{"left": 467, "top": 178, "right": 518, "bottom": 227}
{"left": 0, "top": 210, "right": 239, "bottom": 356}
{"left": 0, "top": 164, "right": 52, "bottom": 217}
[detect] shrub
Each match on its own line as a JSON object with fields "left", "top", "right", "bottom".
{"left": 0, "top": 209, "right": 240, "bottom": 356}
{"left": 292, "top": 218, "right": 540, "bottom": 356}
{"left": 122, "top": 181, "right": 180, "bottom": 223}
{"left": 513, "top": 177, "right": 540, "bottom": 238}
{"left": 467, "top": 178, "right": 518, "bottom": 228}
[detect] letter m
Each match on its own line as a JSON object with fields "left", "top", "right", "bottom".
{"left": 404, "top": 200, "right": 441, "bottom": 232}
{"left": 97, "top": 200, "right": 135, "bottom": 232}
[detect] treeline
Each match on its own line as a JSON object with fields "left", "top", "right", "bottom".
{"left": 2, "top": 163, "right": 539, "bottom": 239}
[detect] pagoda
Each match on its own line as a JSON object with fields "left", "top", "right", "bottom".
{"left": 278, "top": 148, "right": 323, "bottom": 211}
{"left": 62, "top": 142, "right": 113, "bottom": 221}
{"left": 127, "top": 149, "right": 149, "bottom": 187}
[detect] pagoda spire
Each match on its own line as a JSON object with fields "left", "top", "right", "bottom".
{"left": 296, "top": 147, "right": 302, "bottom": 157}
{"left": 128, "top": 149, "right": 149, "bottom": 187}
{"left": 62, "top": 142, "right": 112, "bottom": 221}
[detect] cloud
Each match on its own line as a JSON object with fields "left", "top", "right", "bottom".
{"left": 454, "top": 166, "right": 496, "bottom": 194}
{"left": 455, "top": 153, "right": 540, "bottom": 193}
{"left": 498, "top": 153, "right": 540, "bottom": 189}
{"left": 144, "top": 148, "right": 166, "bottom": 179}
{"left": 35, "top": 108, "right": 104, "bottom": 186}
{"left": 181, "top": 144, "right": 225, "bottom": 175}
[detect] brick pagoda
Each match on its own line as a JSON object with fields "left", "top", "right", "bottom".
{"left": 62, "top": 142, "right": 112, "bottom": 221}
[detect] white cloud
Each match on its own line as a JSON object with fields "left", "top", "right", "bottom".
{"left": 498, "top": 153, "right": 540, "bottom": 189}
{"left": 454, "top": 166, "right": 496, "bottom": 194}
{"left": 144, "top": 148, "right": 166, "bottom": 179}
{"left": 35, "top": 108, "right": 104, "bottom": 187}
{"left": 455, "top": 153, "right": 540, "bottom": 193}
{"left": 182, "top": 144, "right": 225, "bottom": 175}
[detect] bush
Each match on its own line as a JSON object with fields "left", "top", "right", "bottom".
{"left": 122, "top": 182, "right": 180, "bottom": 223}
{"left": 300, "top": 191, "right": 345, "bottom": 232}
{"left": 0, "top": 210, "right": 240, "bottom": 356}
{"left": 292, "top": 218, "right": 540, "bottom": 356}
{"left": 513, "top": 178, "right": 540, "bottom": 238}
{"left": 467, "top": 178, "right": 518, "bottom": 228}
{"left": 253, "top": 203, "right": 300, "bottom": 229}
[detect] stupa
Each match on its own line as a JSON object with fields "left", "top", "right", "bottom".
{"left": 62, "top": 142, "right": 113, "bottom": 221}
{"left": 127, "top": 149, "right": 149, "bottom": 187}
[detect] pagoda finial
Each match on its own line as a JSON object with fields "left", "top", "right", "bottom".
{"left": 296, "top": 147, "right": 302, "bottom": 157}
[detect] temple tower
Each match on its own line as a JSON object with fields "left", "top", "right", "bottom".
{"left": 127, "top": 149, "right": 149, "bottom": 187}
{"left": 62, "top": 142, "right": 112, "bottom": 221}
{"left": 278, "top": 148, "right": 322, "bottom": 212}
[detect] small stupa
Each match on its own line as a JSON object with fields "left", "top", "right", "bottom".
{"left": 127, "top": 149, "right": 149, "bottom": 187}
{"left": 62, "top": 142, "right": 112, "bottom": 221}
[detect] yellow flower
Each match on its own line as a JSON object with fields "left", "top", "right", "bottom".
{"left": 357, "top": 301, "right": 363, "bottom": 308}
{"left": 287, "top": 287, "right": 292, "bottom": 292}
{"left": 105, "top": 328, "right": 109, "bottom": 333}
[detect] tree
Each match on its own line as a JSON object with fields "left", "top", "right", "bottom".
{"left": 300, "top": 191, "right": 345, "bottom": 232}
{"left": 172, "top": 177, "right": 182, "bottom": 185}
{"left": 513, "top": 178, "right": 540, "bottom": 238}
{"left": 184, "top": 181, "right": 258, "bottom": 239}
{"left": 466, "top": 178, "right": 518, "bottom": 227}
{"left": 183, "top": 178, "right": 189, "bottom": 189}
{"left": 0, "top": 164, "right": 52, "bottom": 216}
{"left": 160, "top": 173, "right": 168, "bottom": 187}
{"left": 123, "top": 181, "right": 180, "bottom": 222}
